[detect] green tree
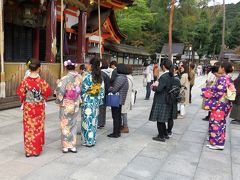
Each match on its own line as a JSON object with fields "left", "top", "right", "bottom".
{"left": 226, "top": 16, "right": 240, "bottom": 49}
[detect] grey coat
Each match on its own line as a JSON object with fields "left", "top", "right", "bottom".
{"left": 109, "top": 74, "right": 129, "bottom": 105}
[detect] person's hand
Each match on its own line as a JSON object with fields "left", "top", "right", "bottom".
{"left": 152, "top": 81, "right": 159, "bottom": 87}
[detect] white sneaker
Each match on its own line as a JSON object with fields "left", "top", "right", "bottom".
{"left": 207, "top": 144, "right": 224, "bottom": 150}
{"left": 62, "top": 148, "right": 68, "bottom": 153}
{"left": 177, "top": 115, "right": 184, "bottom": 119}
{"left": 69, "top": 147, "right": 77, "bottom": 153}
{"left": 215, "top": 145, "right": 224, "bottom": 150}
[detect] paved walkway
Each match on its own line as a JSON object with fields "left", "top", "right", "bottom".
{"left": 0, "top": 75, "right": 239, "bottom": 180}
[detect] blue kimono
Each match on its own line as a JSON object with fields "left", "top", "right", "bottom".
{"left": 81, "top": 73, "right": 104, "bottom": 146}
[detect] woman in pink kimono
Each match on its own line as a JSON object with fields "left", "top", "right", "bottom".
{"left": 202, "top": 62, "right": 235, "bottom": 150}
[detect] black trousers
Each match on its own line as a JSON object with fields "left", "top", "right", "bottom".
{"left": 111, "top": 105, "right": 122, "bottom": 135}
{"left": 157, "top": 119, "right": 174, "bottom": 138}
{"left": 189, "top": 85, "right": 193, "bottom": 102}
{"left": 98, "top": 104, "right": 106, "bottom": 127}
{"left": 145, "top": 81, "right": 152, "bottom": 99}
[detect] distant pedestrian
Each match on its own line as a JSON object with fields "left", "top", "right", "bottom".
{"left": 55, "top": 59, "right": 82, "bottom": 153}
{"left": 121, "top": 65, "right": 134, "bottom": 133}
{"left": 108, "top": 64, "right": 129, "bottom": 138}
{"left": 230, "top": 73, "right": 240, "bottom": 125}
{"left": 197, "top": 64, "right": 202, "bottom": 76}
{"left": 110, "top": 61, "right": 118, "bottom": 85}
{"left": 149, "top": 60, "right": 180, "bottom": 142}
{"left": 81, "top": 57, "right": 104, "bottom": 147}
{"left": 202, "top": 62, "right": 235, "bottom": 150}
{"left": 143, "top": 62, "right": 153, "bottom": 100}
{"left": 178, "top": 62, "right": 190, "bottom": 119}
{"left": 17, "top": 59, "right": 52, "bottom": 157}
{"left": 189, "top": 63, "right": 195, "bottom": 103}
{"left": 98, "top": 60, "right": 111, "bottom": 128}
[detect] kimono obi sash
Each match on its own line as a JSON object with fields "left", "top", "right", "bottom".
{"left": 87, "top": 83, "right": 101, "bottom": 96}
{"left": 25, "top": 88, "right": 43, "bottom": 103}
{"left": 64, "top": 87, "right": 80, "bottom": 100}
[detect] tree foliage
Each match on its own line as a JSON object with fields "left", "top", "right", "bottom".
{"left": 116, "top": 0, "right": 240, "bottom": 56}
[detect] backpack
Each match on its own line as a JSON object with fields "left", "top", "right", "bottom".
{"left": 165, "top": 77, "right": 181, "bottom": 105}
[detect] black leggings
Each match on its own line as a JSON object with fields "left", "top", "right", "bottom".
{"left": 157, "top": 119, "right": 174, "bottom": 138}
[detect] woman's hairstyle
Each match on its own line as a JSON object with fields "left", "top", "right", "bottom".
{"left": 90, "top": 56, "right": 102, "bottom": 83}
{"left": 220, "top": 62, "right": 233, "bottom": 74}
{"left": 28, "top": 59, "right": 41, "bottom": 71}
{"left": 64, "top": 59, "right": 76, "bottom": 71}
{"left": 117, "top": 64, "right": 128, "bottom": 74}
{"left": 79, "top": 64, "right": 86, "bottom": 71}
{"left": 110, "top": 61, "right": 117, "bottom": 68}
{"left": 181, "top": 61, "right": 191, "bottom": 81}
{"left": 101, "top": 59, "right": 109, "bottom": 69}
{"left": 160, "top": 59, "right": 174, "bottom": 77}
{"left": 190, "top": 63, "right": 195, "bottom": 70}
{"left": 211, "top": 65, "right": 219, "bottom": 74}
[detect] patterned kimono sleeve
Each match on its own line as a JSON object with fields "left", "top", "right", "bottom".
{"left": 81, "top": 74, "right": 91, "bottom": 99}
{"left": 17, "top": 80, "right": 27, "bottom": 103}
{"left": 55, "top": 77, "right": 68, "bottom": 104}
{"left": 41, "top": 79, "right": 52, "bottom": 100}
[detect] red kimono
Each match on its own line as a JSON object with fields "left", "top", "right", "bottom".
{"left": 17, "top": 77, "right": 52, "bottom": 156}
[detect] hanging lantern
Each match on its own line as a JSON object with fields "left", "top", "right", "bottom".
{"left": 22, "top": 4, "right": 37, "bottom": 27}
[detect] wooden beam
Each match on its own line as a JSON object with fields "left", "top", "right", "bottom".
{"left": 77, "top": 12, "right": 87, "bottom": 63}
{"left": 0, "top": 0, "right": 5, "bottom": 97}
{"left": 33, "top": 28, "right": 40, "bottom": 60}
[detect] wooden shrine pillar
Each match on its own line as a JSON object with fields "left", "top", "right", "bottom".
{"left": 77, "top": 12, "right": 87, "bottom": 63}
{"left": 45, "top": 0, "right": 56, "bottom": 63}
{"left": 33, "top": 28, "right": 40, "bottom": 60}
{"left": 0, "top": 0, "right": 5, "bottom": 97}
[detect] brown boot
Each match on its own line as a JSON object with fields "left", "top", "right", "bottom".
{"left": 120, "top": 127, "right": 129, "bottom": 133}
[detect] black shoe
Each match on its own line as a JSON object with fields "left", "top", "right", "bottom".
{"left": 164, "top": 135, "right": 170, "bottom": 139}
{"left": 107, "top": 133, "right": 120, "bottom": 138}
{"left": 86, "top": 144, "right": 95, "bottom": 148}
{"left": 152, "top": 136, "right": 165, "bottom": 142}
{"left": 25, "top": 154, "right": 31, "bottom": 158}
{"left": 33, "top": 154, "right": 40, "bottom": 157}
{"left": 202, "top": 116, "right": 209, "bottom": 121}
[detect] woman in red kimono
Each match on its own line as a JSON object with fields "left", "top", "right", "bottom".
{"left": 17, "top": 59, "right": 52, "bottom": 157}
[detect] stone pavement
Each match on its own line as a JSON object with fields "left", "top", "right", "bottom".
{"left": 0, "top": 75, "right": 239, "bottom": 180}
